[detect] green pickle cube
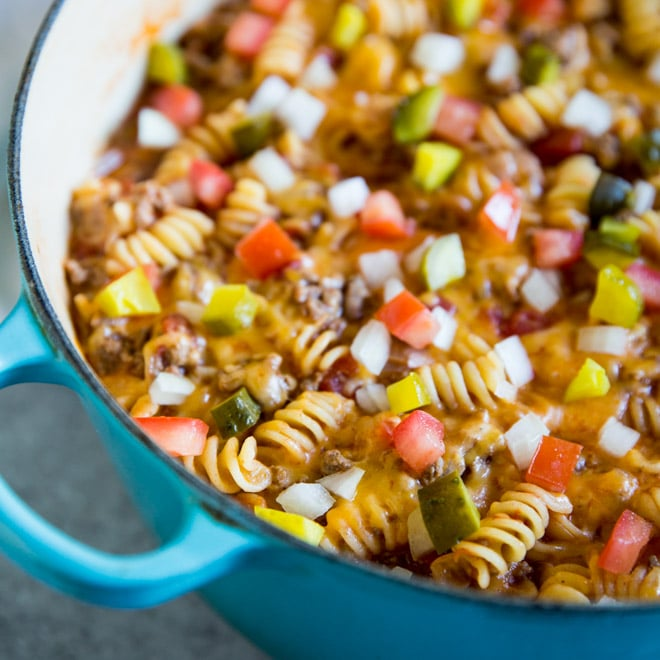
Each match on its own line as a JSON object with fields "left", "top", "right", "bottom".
{"left": 329, "top": 3, "right": 367, "bottom": 51}
{"left": 386, "top": 373, "right": 431, "bottom": 414}
{"left": 211, "top": 387, "right": 262, "bottom": 437}
{"left": 413, "top": 142, "right": 463, "bottom": 191}
{"left": 231, "top": 113, "right": 273, "bottom": 158}
{"left": 202, "top": 284, "right": 260, "bottom": 335}
{"left": 393, "top": 87, "right": 444, "bottom": 145}
{"left": 418, "top": 471, "right": 481, "bottom": 554}
{"left": 521, "top": 43, "right": 560, "bottom": 86}
{"left": 147, "top": 42, "right": 187, "bottom": 85}
{"left": 446, "top": 0, "right": 483, "bottom": 29}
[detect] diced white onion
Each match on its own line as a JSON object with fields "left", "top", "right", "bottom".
{"left": 249, "top": 147, "right": 295, "bottom": 193}
{"left": 577, "top": 325, "right": 628, "bottom": 356}
{"left": 647, "top": 52, "right": 660, "bottom": 85}
{"left": 494, "top": 380, "right": 517, "bottom": 402}
{"left": 355, "top": 383, "right": 390, "bottom": 414}
{"left": 300, "top": 54, "right": 338, "bottom": 90}
{"left": 350, "top": 319, "right": 391, "bottom": 375}
{"left": 317, "top": 467, "right": 365, "bottom": 500}
{"left": 410, "top": 33, "right": 465, "bottom": 75}
{"left": 598, "top": 417, "right": 640, "bottom": 458}
{"left": 174, "top": 301, "right": 205, "bottom": 325}
{"left": 494, "top": 335, "right": 534, "bottom": 387}
{"left": 358, "top": 249, "right": 402, "bottom": 290}
{"left": 275, "top": 88, "right": 327, "bottom": 140}
{"left": 504, "top": 413, "right": 549, "bottom": 470}
{"left": 383, "top": 277, "right": 406, "bottom": 302}
{"left": 486, "top": 43, "right": 520, "bottom": 85}
{"left": 390, "top": 566, "right": 413, "bottom": 579}
{"left": 404, "top": 236, "right": 435, "bottom": 274}
{"left": 407, "top": 507, "right": 435, "bottom": 560}
{"left": 328, "top": 176, "right": 371, "bottom": 218}
{"left": 520, "top": 269, "right": 561, "bottom": 313}
{"left": 137, "top": 108, "right": 181, "bottom": 148}
{"left": 407, "top": 350, "right": 434, "bottom": 369}
{"left": 561, "top": 90, "right": 612, "bottom": 137}
{"left": 149, "top": 372, "right": 196, "bottom": 406}
{"left": 276, "top": 483, "right": 335, "bottom": 520}
{"left": 247, "top": 75, "right": 291, "bottom": 116}
{"left": 431, "top": 306, "right": 458, "bottom": 351}
{"left": 630, "top": 180, "right": 656, "bottom": 215}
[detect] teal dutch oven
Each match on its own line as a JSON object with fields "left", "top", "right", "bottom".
{"left": 2, "top": 1, "right": 660, "bottom": 658}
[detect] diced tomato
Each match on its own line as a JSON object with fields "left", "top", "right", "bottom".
{"left": 598, "top": 509, "right": 654, "bottom": 575}
{"left": 251, "top": 0, "right": 291, "bottom": 16}
{"left": 189, "top": 159, "right": 234, "bottom": 209}
{"left": 625, "top": 262, "right": 660, "bottom": 311}
{"left": 478, "top": 182, "right": 522, "bottom": 243}
{"left": 359, "top": 190, "right": 413, "bottom": 239}
{"left": 525, "top": 435, "right": 582, "bottom": 493}
{"left": 531, "top": 128, "right": 585, "bottom": 167}
{"left": 392, "top": 410, "right": 445, "bottom": 473}
{"left": 134, "top": 416, "right": 208, "bottom": 457}
{"left": 504, "top": 308, "right": 552, "bottom": 337}
{"left": 516, "top": 0, "right": 566, "bottom": 24}
{"left": 432, "top": 96, "right": 482, "bottom": 146}
{"left": 532, "top": 229, "right": 584, "bottom": 268}
{"left": 235, "top": 218, "right": 299, "bottom": 279}
{"left": 149, "top": 84, "right": 203, "bottom": 129}
{"left": 480, "top": 0, "right": 512, "bottom": 30}
{"left": 376, "top": 290, "right": 440, "bottom": 350}
{"left": 225, "top": 12, "right": 274, "bottom": 60}
{"left": 318, "top": 354, "right": 359, "bottom": 393}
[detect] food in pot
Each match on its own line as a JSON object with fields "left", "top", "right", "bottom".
{"left": 65, "top": 0, "right": 660, "bottom": 603}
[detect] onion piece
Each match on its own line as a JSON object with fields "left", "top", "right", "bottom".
{"left": 358, "top": 249, "right": 402, "bottom": 290}
{"left": 486, "top": 43, "right": 520, "bottom": 86}
{"left": 390, "top": 566, "right": 413, "bottom": 579}
{"left": 350, "top": 319, "right": 391, "bottom": 375}
{"left": 275, "top": 483, "right": 335, "bottom": 519}
{"left": 149, "top": 372, "right": 196, "bottom": 406}
{"left": 355, "top": 383, "right": 390, "bottom": 413}
{"left": 577, "top": 325, "right": 628, "bottom": 356}
{"left": 630, "top": 180, "right": 656, "bottom": 215}
{"left": 300, "top": 53, "right": 338, "bottom": 90}
{"left": 404, "top": 236, "right": 435, "bottom": 274}
{"left": 431, "top": 306, "right": 457, "bottom": 351}
{"left": 407, "top": 507, "right": 435, "bottom": 560}
{"left": 520, "top": 268, "right": 561, "bottom": 313}
{"left": 275, "top": 88, "right": 327, "bottom": 140}
{"left": 598, "top": 417, "right": 640, "bottom": 458}
{"left": 383, "top": 277, "right": 406, "bottom": 302}
{"left": 494, "top": 335, "right": 534, "bottom": 387}
{"left": 317, "top": 467, "right": 365, "bottom": 500}
{"left": 328, "top": 176, "right": 371, "bottom": 218}
{"left": 561, "top": 90, "right": 612, "bottom": 137}
{"left": 410, "top": 33, "right": 465, "bottom": 75}
{"left": 137, "top": 108, "right": 181, "bottom": 148}
{"left": 504, "top": 413, "right": 549, "bottom": 470}
{"left": 249, "top": 147, "right": 295, "bottom": 192}
{"left": 247, "top": 74, "right": 291, "bottom": 116}
{"left": 175, "top": 301, "right": 205, "bottom": 325}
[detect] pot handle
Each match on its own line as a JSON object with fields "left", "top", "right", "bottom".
{"left": 0, "top": 296, "right": 268, "bottom": 608}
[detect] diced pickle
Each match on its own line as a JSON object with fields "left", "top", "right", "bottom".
{"left": 387, "top": 373, "right": 431, "bottom": 414}
{"left": 521, "top": 43, "right": 560, "bottom": 86}
{"left": 589, "top": 264, "right": 643, "bottom": 328}
{"left": 418, "top": 471, "right": 480, "bottom": 554}
{"left": 95, "top": 267, "right": 161, "bottom": 317}
{"left": 211, "top": 387, "right": 262, "bottom": 437}
{"left": 583, "top": 230, "right": 639, "bottom": 270}
{"left": 202, "top": 284, "right": 260, "bottom": 335}
{"left": 412, "top": 142, "right": 462, "bottom": 191}
{"left": 329, "top": 3, "right": 367, "bottom": 51}
{"left": 446, "top": 0, "right": 483, "bottom": 29}
{"left": 231, "top": 113, "right": 273, "bottom": 157}
{"left": 147, "top": 43, "right": 187, "bottom": 85}
{"left": 564, "top": 358, "right": 610, "bottom": 403}
{"left": 393, "top": 87, "right": 444, "bottom": 144}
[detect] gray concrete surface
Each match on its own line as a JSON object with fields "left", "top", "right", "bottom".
{"left": 0, "top": 2, "right": 267, "bottom": 658}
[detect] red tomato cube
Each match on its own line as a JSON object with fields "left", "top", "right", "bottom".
{"left": 134, "top": 417, "right": 208, "bottom": 457}
{"left": 235, "top": 218, "right": 299, "bottom": 279}
{"left": 532, "top": 229, "right": 584, "bottom": 269}
{"left": 531, "top": 128, "right": 585, "bottom": 166}
{"left": 189, "top": 159, "right": 234, "bottom": 209}
{"left": 376, "top": 291, "right": 440, "bottom": 349}
{"left": 517, "top": 0, "right": 566, "bottom": 24}
{"left": 225, "top": 12, "right": 274, "bottom": 59}
{"left": 360, "top": 190, "right": 412, "bottom": 239}
{"left": 393, "top": 410, "right": 445, "bottom": 473}
{"left": 525, "top": 435, "right": 582, "bottom": 493}
{"left": 432, "top": 96, "right": 481, "bottom": 146}
{"left": 251, "top": 0, "right": 291, "bottom": 16}
{"left": 598, "top": 509, "right": 654, "bottom": 575}
{"left": 149, "top": 84, "right": 203, "bottom": 128}
{"left": 625, "top": 262, "right": 660, "bottom": 311}
{"left": 478, "top": 182, "right": 521, "bottom": 243}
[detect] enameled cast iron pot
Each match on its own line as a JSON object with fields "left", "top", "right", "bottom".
{"left": 2, "top": 1, "right": 660, "bottom": 657}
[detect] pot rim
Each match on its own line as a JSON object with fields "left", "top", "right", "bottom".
{"left": 7, "top": 0, "right": 656, "bottom": 615}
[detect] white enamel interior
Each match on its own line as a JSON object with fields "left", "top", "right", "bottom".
{"left": 18, "top": 0, "right": 218, "bottom": 343}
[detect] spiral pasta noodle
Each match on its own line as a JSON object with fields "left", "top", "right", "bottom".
{"left": 432, "top": 483, "right": 573, "bottom": 589}
{"left": 475, "top": 107, "right": 521, "bottom": 151}
{"left": 589, "top": 555, "right": 660, "bottom": 601}
{"left": 629, "top": 210, "right": 660, "bottom": 259}
{"left": 254, "top": 1, "right": 316, "bottom": 82}
{"left": 155, "top": 99, "right": 246, "bottom": 182}
{"left": 366, "top": 0, "right": 429, "bottom": 39}
{"left": 289, "top": 323, "right": 350, "bottom": 377}
{"left": 538, "top": 563, "right": 593, "bottom": 604}
{"left": 254, "top": 391, "right": 355, "bottom": 464}
{"left": 633, "top": 486, "right": 660, "bottom": 528}
{"left": 626, "top": 394, "right": 660, "bottom": 439}
{"left": 216, "top": 178, "right": 279, "bottom": 247}
{"left": 106, "top": 206, "right": 215, "bottom": 272}
{"left": 184, "top": 435, "right": 272, "bottom": 494}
